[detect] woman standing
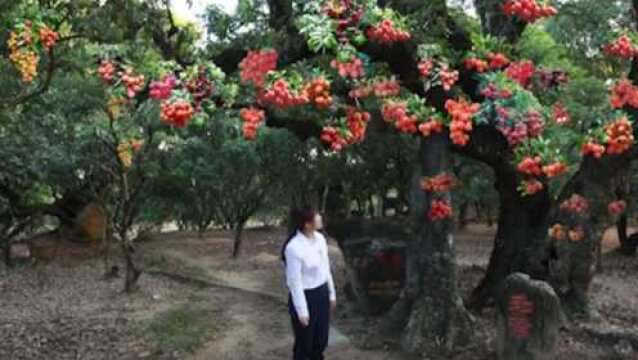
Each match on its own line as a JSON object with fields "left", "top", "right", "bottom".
{"left": 282, "top": 207, "right": 337, "bottom": 360}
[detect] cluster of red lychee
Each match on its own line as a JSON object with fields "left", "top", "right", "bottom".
{"left": 609, "top": 78, "right": 638, "bottom": 109}
{"left": 348, "top": 78, "right": 400, "bottom": 99}
{"left": 505, "top": 60, "right": 535, "bottom": 88}
{"left": 303, "top": 77, "right": 333, "bottom": 109}
{"left": 239, "top": 49, "right": 278, "bottom": 88}
{"left": 604, "top": 116, "right": 634, "bottom": 155}
{"left": 428, "top": 200, "right": 453, "bottom": 221}
{"left": 259, "top": 79, "right": 309, "bottom": 108}
{"left": 320, "top": 127, "right": 348, "bottom": 151}
{"left": 420, "top": 173, "right": 457, "bottom": 193}
{"left": 381, "top": 101, "right": 418, "bottom": 134}
{"left": 603, "top": 35, "right": 637, "bottom": 60}
{"left": 345, "top": 107, "right": 371, "bottom": 144}
{"left": 503, "top": 0, "right": 557, "bottom": 23}
{"left": 240, "top": 107, "right": 266, "bottom": 140}
{"left": 552, "top": 102, "right": 570, "bottom": 125}
{"left": 161, "top": 100, "right": 194, "bottom": 128}
{"left": 149, "top": 75, "right": 177, "bottom": 101}
{"left": 608, "top": 200, "right": 627, "bottom": 215}
{"left": 331, "top": 56, "right": 365, "bottom": 79}
{"left": 560, "top": 194, "right": 589, "bottom": 214}
{"left": 418, "top": 118, "right": 444, "bottom": 137}
{"left": 446, "top": 98, "right": 480, "bottom": 146}
{"left": 365, "top": 19, "right": 410, "bottom": 44}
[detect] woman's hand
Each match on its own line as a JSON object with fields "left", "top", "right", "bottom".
{"left": 330, "top": 299, "right": 337, "bottom": 314}
{"left": 299, "top": 316, "right": 310, "bottom": 327}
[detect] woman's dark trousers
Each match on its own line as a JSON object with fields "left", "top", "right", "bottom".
{"left": 288, "top": 282, "right": 330, "bottom": 360}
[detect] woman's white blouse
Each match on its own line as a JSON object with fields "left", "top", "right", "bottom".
{"left": 284, "top": 230, "right": 336, "bottom": 318}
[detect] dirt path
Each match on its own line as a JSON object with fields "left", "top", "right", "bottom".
{"left": 144, "top": 234, "right": 394, "bottom": 360}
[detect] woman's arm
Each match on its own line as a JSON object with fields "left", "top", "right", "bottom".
{"left": 285, "top": 245, "right": 309, "bottom": 318}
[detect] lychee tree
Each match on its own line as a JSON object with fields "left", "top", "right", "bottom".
{"left": 79, "top": 0, "right": 638, "bottom": 349}
{"left": 4, "top": 0, "right": 638, "bottom": 354}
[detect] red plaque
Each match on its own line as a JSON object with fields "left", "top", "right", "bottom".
{"left": 507, "top": 293, "right": 535, "bottom": 338}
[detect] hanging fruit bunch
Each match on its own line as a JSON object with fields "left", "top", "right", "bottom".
{"left": 416, "top": 45, "right": 460, "bottom": 92}
{"left": 149, "top": 62, "right": 225, "bottom": 128}
{"left": 464, "top": 57, "right": 489, "bottom": 73}
{"left": 149, "top": 74, "right": 177, "bottom": 100}
{"left": 503, "top": 0, "right": 557, "bottom": 23}
{"left": 161, "top": 100, "right": 194, "bottom": 128}
{"left": 239, "top": 49, "right": 278, "bottom": 88}
{"left": 348, "top": 77, "right": 400, "bottom": 99}
{"left": 344, "top": 106, "right": 371, "bottom": 144}
{"left": 505, "top": 60, "right": 535, "bottom": 88}
{"left": 609, "top": 78, "right": 638, "bottom": 108}
{"left": 258, "top": 78, "right": 310, "bottom": 108}
{"left": 428, "top": 199, "right": 453, "bottom": 221}
{"left": 98, "top": 59, "right": 117, "bottom": 84}
{"left": 477, "top": 73, "right": 549, "bottom": 148}
{"left": 240, "top": 107, "right": 266, "bottom": 140}
{"left": 520, "top": 179, "right": 544, "bottom": 195}
{"left": 320, "top": 126, "right": 349, "bottom": 151}
{"left": 331, "top": 54, "right": 365, "bottom": 79}
{"left": 121, "top": 69, "right": 145, "bottom": 98}
{"left": 365, "top": 18, "right": 410, "bottom": 44}
{"left": 548, "top": 223, "right": 566, "bottom": 240}
{"left": 560, "top": 194, "right": 589, "bottom": 214}
{"left": 582, "top": 113, "right": 635, "bottom": 158}
{"left": 117, "top": 140, "right": 144, "bottom": 170}
{"left": 603, "top": 33, "right": 638, "bottom": 60}
{"left": 7, "top": 20, "right": 59, "bottom": 84}
{"left": 445, "top": 98, "right": 481, "bottom": 146}
{"left": 96, "top": 58, "right": 147, "bottom": 120}
{"left": 418, "top": 117, "right": 444, "bottom": 137}
{"left": 185, "top": 65, "right": 217, "bottom": 111}
{"left": 96, "top": 58, "right": 145, "bottom": 98}
{"left": 552, "top": 102, "right": 570, "bottom": 125}
{"left": 604, "top": 115, "right": 634, "bottom": 155}
{"left": 420, "top": 173, "right": 458, "bottom": 193}
{"left": 303, "top": 77, "right": 333, "bottom": 109}
{"left": 319, "top": 106, "right": 371, "bottom": 150}
{"left": 381, "top": 95, "right": 440, "bottom": 136}
{"left": 581, "top": 141, "right": 606, "bottom": 158}
{"left": 608, "top": 200, "right": 627, "bottom": 215}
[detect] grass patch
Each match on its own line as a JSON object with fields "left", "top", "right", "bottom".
{"left": 144, "top": 305, "right": 219, "bottom": 353}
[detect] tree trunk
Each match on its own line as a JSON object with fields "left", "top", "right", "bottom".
{"left": 379, "top": 134, "right": 473, "bottom": 355}
{"left": 232, "top": 222, "right": 245, "bottom": 258}
{"left": 102, "top": 225, "right": 118, "bottom": 279}
{"left": 617, "top": 210, "right": 637, "bottom": 256}
{"left": 469, "top": 163, "right": 551, "bottom": 310}
{"left": 3, "top": 242, "right": 11, "bottom": 268}
{"left": 458, "top": 201, "right": 469, "bottom": 230}
{"left": 122, "top": 235, "right": 141, "bottom": 293}
{"left": 546, "top": 155, "right": 634, "bottom": 316}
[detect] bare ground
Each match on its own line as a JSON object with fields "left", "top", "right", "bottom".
{"left": 1, "top": 224, "right": 637, "bottom": 359}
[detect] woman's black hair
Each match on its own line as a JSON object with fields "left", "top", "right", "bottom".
{"left": 281, "top": 206, "right": 316, "bottom": 263}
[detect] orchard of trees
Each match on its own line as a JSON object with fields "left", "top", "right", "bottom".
{"left": 1, "top": 0, "right": 637, "bottom": 358}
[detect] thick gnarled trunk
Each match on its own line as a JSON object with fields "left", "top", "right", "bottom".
{"left": 469, "top": 163, "right": 551, "bottom": 309}
{"left": 380, "top": 134, "right": 473, "bottom": 355}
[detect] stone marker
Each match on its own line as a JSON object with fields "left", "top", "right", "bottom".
{"left": 497, "top": 273, "right": 562, "bottom": 360}
{"left": 327, "top": 218, "right": 408, "bottom": 314}
{"left": 75, "top": 202, "right": 107, "bottom": 247}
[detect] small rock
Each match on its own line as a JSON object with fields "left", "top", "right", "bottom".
{"left": 613, "top": 339, "right": 634, "bottom": 358}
